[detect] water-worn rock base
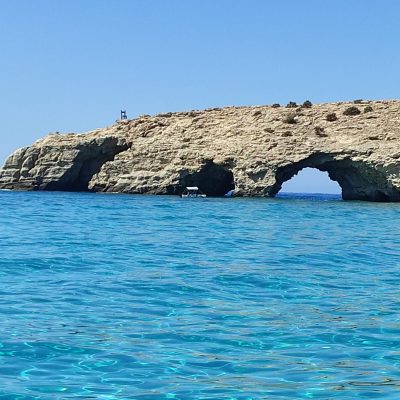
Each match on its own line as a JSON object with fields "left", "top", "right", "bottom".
{"left": 1, "top": 100, "right": 400, "bottom": 201}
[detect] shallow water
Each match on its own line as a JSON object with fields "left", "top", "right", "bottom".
{"left": 0, "top": 191, "right": 399, "bottom": 399}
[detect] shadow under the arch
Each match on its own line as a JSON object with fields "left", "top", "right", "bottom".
{"left": 276, "top": 192, "right": 342, "bottom": 201}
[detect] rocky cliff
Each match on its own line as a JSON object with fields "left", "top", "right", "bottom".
{"left": 1, "top": 100, "right": 400, "bottom": 201}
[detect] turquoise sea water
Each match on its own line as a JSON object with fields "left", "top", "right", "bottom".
{"left": 0, "top": 191, "right": 399, "bottom": 399}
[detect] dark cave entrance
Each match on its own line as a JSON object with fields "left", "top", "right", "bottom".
{"left": 172, "top": 162, "right": 235, "bottom": 197}
{"left": 62, "top": 154, "right": 119, "bottom": 192}
{"left": 45, "top": 141, "right": 129, "bottom": 192}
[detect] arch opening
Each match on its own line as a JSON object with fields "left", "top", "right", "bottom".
{"left": 279, "top": 167, "right": 341, "bottom": 195}
{"left": 269, "top": 153, "right": 400, "bottom": 202}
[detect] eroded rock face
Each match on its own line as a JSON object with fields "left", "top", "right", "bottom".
{"left": 1, "top": 100, "right": 400, "bottom": 201}
{"left": 0, "top": 133, "right": 129, "bottom": 191}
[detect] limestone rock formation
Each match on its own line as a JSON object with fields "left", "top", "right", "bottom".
{"left": 1, "top": 100, "right": 400, "bottom": 201}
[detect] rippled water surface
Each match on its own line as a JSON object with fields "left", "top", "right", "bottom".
{"left": 0, "top": 191, "right": 399, "bottom": 399}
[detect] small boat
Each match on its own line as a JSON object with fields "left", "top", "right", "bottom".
{"left": 181, "top": 186, "right": 206, "bottom": 198}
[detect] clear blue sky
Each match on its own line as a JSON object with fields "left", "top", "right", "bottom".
{"left": 1, "top": 1, "right": 399, "bottom": 193}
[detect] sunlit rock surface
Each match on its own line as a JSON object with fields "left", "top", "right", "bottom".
{"left": 1, "top": 100, "right": 400, "bottom": 201}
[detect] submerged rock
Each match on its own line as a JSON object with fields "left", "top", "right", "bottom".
{"left": 1, "top": 100, "right": 400, "bottom": 201}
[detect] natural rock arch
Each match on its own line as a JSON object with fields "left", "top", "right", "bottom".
{"left": 267, "top": 153, "right": 400, "bottom": 201}
{"left": 278, "top": 167, "right": 341, "bottom": 195}
{"left": 1, "top": 100, "right": 400, "bottom": 201}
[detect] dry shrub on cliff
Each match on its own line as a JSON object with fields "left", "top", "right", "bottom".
{"left": 271, "top": 103, "right": 281, "bottom": 108}
{"left": 314, "top": 126, "right": 327, "bottom": 137}
{"left": 364, "top": 105, "right": 373, "bottom": 113}
{"left": 343, "top": 106, "right": 361, "bottom": 116}
{"left": 302, "top": 100, "right": 312, "bottom": 108}
{"left": 286, "top": 101, "right": 297, "bottom": 108}
{"left": 283, "top": 112, "right": 297, "bottom": 124}
{"left": 353, "top": 99, "right": 363, "bottom": 104}
{"left": 326, "top": 112, "right": 338, "bottom": 122}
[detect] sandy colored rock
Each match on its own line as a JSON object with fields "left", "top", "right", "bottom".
{"left": 1, "top": 100, "right": 400, "bottom": 201}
